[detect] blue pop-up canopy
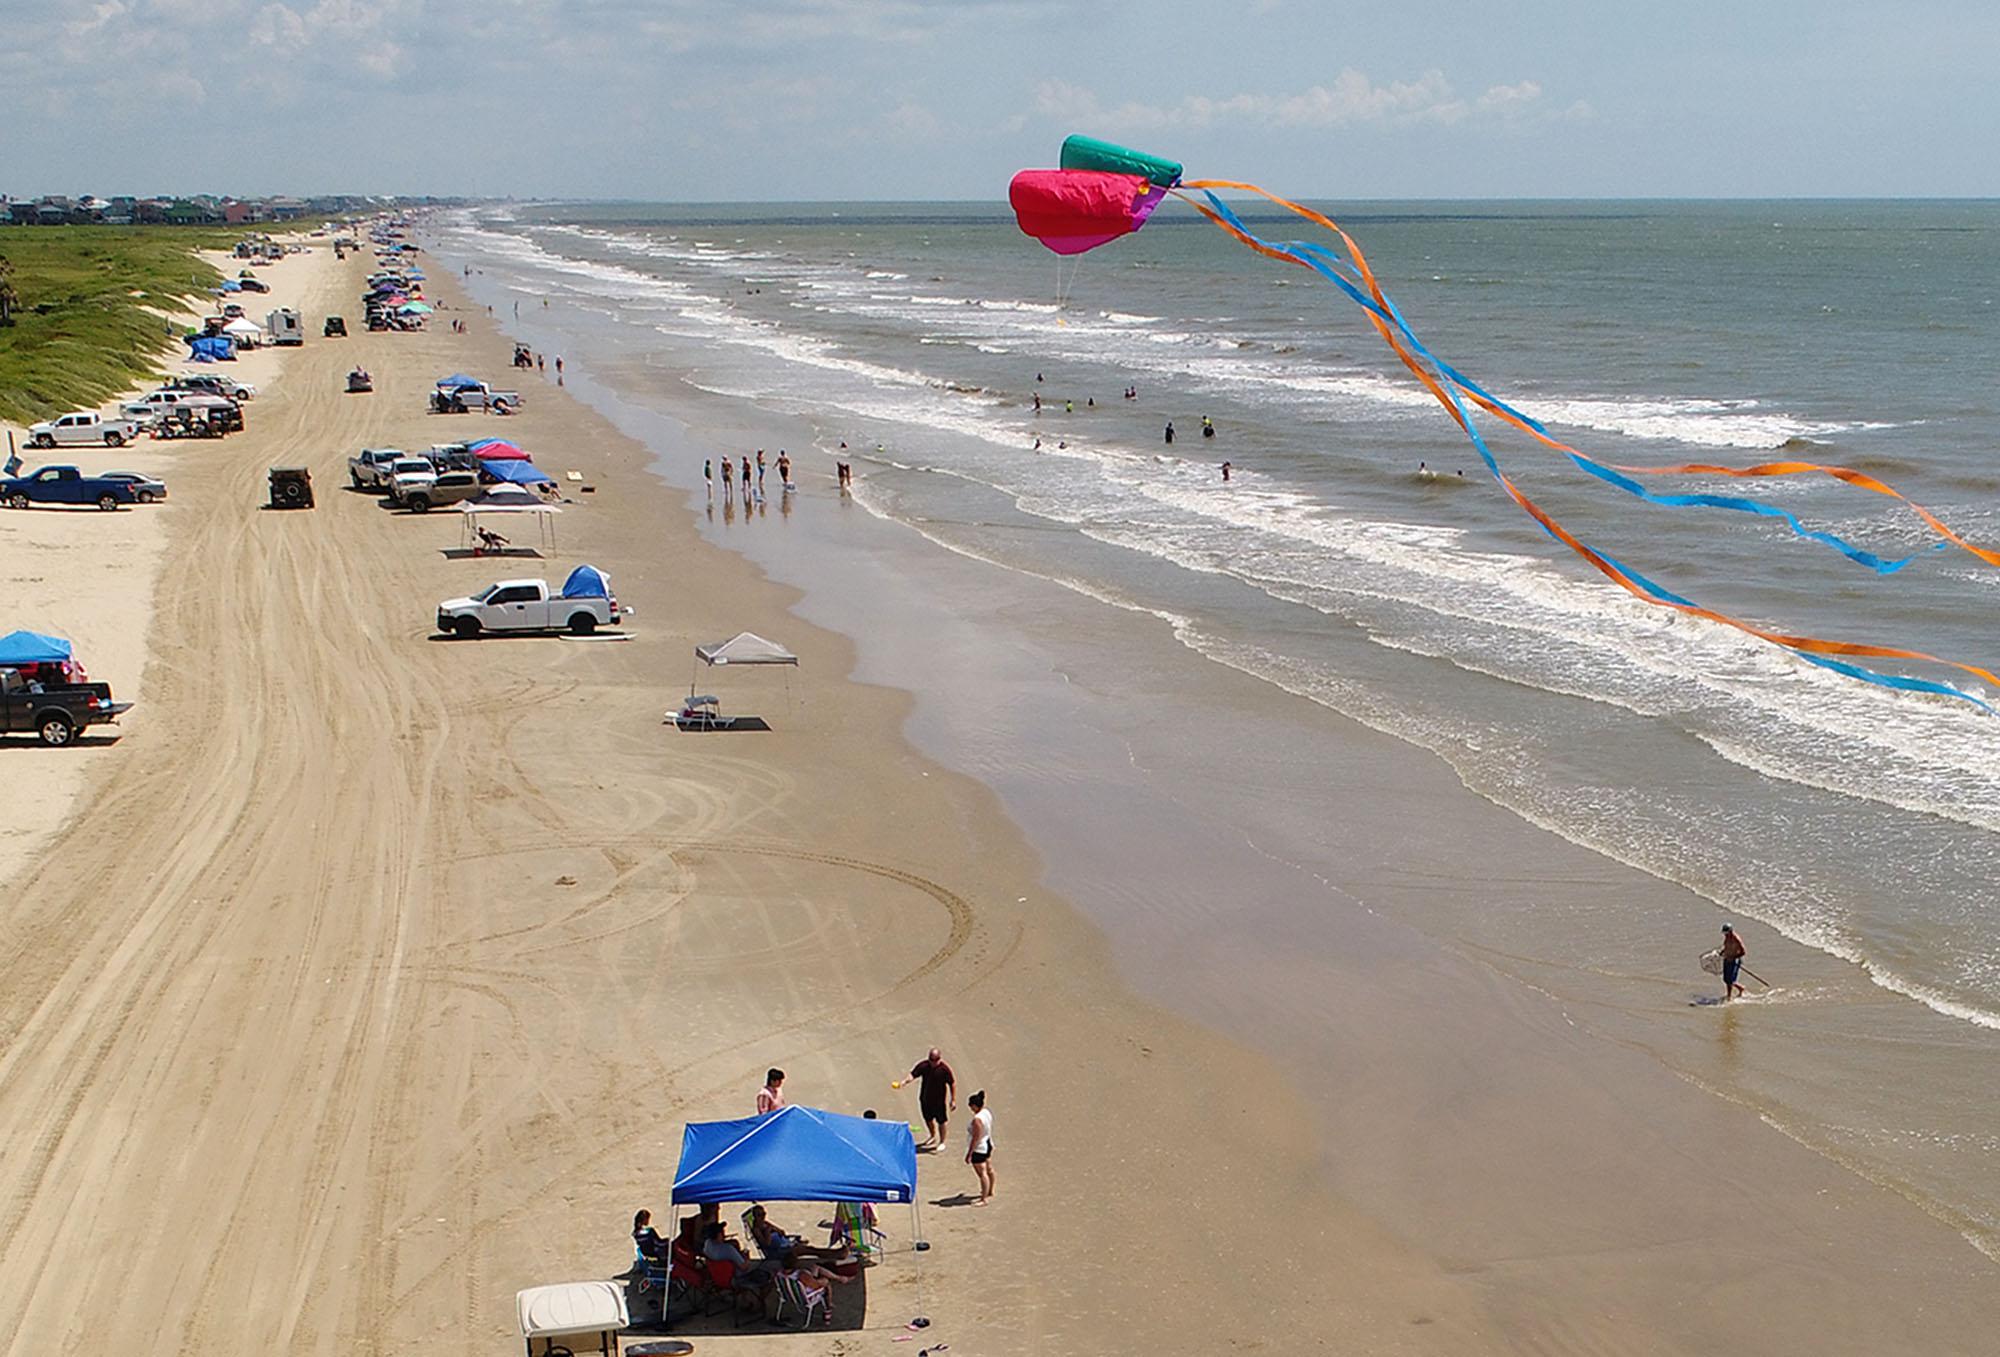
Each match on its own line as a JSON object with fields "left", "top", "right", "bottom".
{"left": 436, "top": 373, "right": 482, "bottom": 390}
{"left": 0, "top": 630, "right": 74, "bottom": 666}
{"left": 671, "top": 1105, "right": 917, "bottom": 1205}
{"left": 186, "top": 335, "right": 235, "bottom": 362}
{"left": 483, "top": 458, "right": 554, "bottom": 487}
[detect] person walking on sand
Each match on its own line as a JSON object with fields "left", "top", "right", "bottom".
{"left": 757, "top": 1068, "right": 786, "bottom": 1115}
{"left": 741, "top": 455, "right": 754, "bottom": 502}
{"left": 720, "top": 456, "right": 734, "bottom": 501}
{"left": 907, "top": 1047, "right": 956, "bottom": 1149}
{"left": 704, "top": 458, "right": 714, "bottom": 502}
{"left": 965, "top": 1090, "right": 994, "bottom": 1205}
{"left": 777, "top": 451, "right": 792, "bottom": 489}
{"left": 1720, "top": 924, "right": 1748, "bottom": 1001}
{"left": 756, "top": 449, "right": 767, "bottom": 493}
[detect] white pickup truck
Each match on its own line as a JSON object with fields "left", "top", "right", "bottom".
{"left": 121, "top": 389, "right": 235, "bottom": 425}
{"left": 25, "top": 411, "right": 146, "bottom": 449}
{"left": 386, "top": 457, "right": 439, "bottom": 505}
{"left": 431, "top": 381, "right": 521, "bottom": 414}
{"left": 436, "top": 567, "right": 623, "bottom": 638}
{"left": 348, "top": 447, "right": 408, "bottom": 489}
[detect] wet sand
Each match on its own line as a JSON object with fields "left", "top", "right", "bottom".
{"left": 0, "top": 234, "right": 1994, "bottom": 1357}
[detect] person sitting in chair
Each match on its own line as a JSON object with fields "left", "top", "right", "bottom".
{"left": 747, "top": 1205, "right": 853, "bottom": 1275}
{"left": 779, "top": 1251, "right": 838, "bottom": 1317}
{"left": 702, "top": 1220, "right": 773, "bottom": 1286}
{"left": 632, "top": 1208, "right": 667, "bottom": 1260}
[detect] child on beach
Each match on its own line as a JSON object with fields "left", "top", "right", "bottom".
{"left": 756, "top": 449, "right": 766, "bottom": 492}
{"left": 757, "top": 1068, "right": 786, "bottom": 1114}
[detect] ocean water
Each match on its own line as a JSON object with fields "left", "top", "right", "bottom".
{"left": 433, "top": 199, "right": 2000, "bottom": 1247}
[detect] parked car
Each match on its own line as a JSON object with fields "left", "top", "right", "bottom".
{"left": 25, "top": 411, "right": 144, "bottom": 448}
{"left": 100, "top": 472, "right": 168, "bottom": 503}
{"left": 168, "top": 372, "right": 257, "bottom": 400}
{"left": 267, "top": 466, "right": 314, "bottom": 509}
{"left": 324, "top": 315, "right": 348, "bottom": 337}
{"left": 348, "top": 447, "right": 407, "bottom": 489}
{"left": 430, "top": 380, "right": 521, "bottom": 414}
{"left": 121, "top": 389, "right": 235, "bottom": 426}
{"left": 0, "top": 667, "right": 132, "bottom": 747}
{"left": 2, "top": 465, "right": 138, "bottom": 510}
{"left": 237, "top": 275, "right": 270, "bottom": 293}
{"left": 386, "top": 457, "right": 438, "bottom": 504}
{"left": 402, "top": 469, "right": 482, "bottom": 514}
{"left": 436, "top": 568, "right": 622, "bottom": 638}
{"left": 222, "top": 302, "right": 246, "bottom": 320}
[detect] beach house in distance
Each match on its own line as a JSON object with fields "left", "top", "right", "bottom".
{"left": 0, "top": 194, "right": 459, "bottom": 226}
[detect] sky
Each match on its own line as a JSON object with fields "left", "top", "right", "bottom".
{"left": 4, "top": 0, "right": 1998, "bottom": 201}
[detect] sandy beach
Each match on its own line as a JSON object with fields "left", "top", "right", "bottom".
{"left": 2, "top": 232, "right": 1998, "bottom": 1357}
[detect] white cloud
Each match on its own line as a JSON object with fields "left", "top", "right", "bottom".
{"left": 1033, "top": 70, "right": 1556, "bottom": 134}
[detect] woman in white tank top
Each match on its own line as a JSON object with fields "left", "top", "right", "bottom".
{"left": 964, "top": 1090, "right": 994, "bottom": 1205}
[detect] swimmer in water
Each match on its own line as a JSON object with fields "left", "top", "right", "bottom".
{"left": 1221, "top": 461, "right": 1232, "bottom": 482}
{"left": 1163, "top": 421, "right": 1175, "bottom": 445}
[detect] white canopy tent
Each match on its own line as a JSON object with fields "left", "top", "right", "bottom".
{"left": 687, "top": 632, "right": 798, "bottom": 713}
{"left": 695, "top": 632, "right": 797, "bottom": 666}
{"left": 457, "top": 487, "right": 560, "bottom": 555}
{"left": 222, "top": 317, "right": 263, "bottom": 346}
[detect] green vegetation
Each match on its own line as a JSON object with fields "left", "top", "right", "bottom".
{"left": 0, "top": 227, "right": 240, "bottom": 426}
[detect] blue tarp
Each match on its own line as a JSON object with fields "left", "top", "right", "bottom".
{"left": 672, "top": 1105, "right": 918, "bottom": 1205}
{"left": 561, "top": 564, "right": 609, "bottom": 599}
{"left": 218, "top": 279, "right": 242, "bottom": 292}
{"left": 0, "top": 630, "right": 74, "bottom": 666}
{"left": 186, "top": 335, "right": 236, "bottom": 362}
{"left": 482, "top": 458, "right": 554, "bottom": 487}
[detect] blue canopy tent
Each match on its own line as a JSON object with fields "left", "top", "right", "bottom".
{"left": 672, "top": 1106, "right": 917, "bottom": 1205}
{"left": 436, "top": 373, "right": 483, "bottom": 390}
{"left": 0, "top": 630, "right": 73, "bottom": 666}
{"left": 672, "top": 1105, "right": 926, "bottom": 1311}
{"left": 482, "top": 458, "right": 555, "bottom": 488}
{"left": 185, "top": 334, "right": 235, "bottom": 363}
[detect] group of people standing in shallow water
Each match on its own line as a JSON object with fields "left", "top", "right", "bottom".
{"left": 704, "top": 448, "right": 793, "bottom": 505}
{"left": 1033, "top": 373, "right": 1232, "bottom": 479}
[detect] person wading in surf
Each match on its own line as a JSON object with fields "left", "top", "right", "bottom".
{"left": 1720, "top": 924, "right": 1748, "bottom": 1001}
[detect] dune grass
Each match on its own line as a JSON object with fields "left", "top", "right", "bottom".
{"left": 0, "top": 227, "right": 240, "bottom": 426}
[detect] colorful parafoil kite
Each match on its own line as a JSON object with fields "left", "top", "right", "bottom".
{"left": 1008, "top": 135, "right": 2000, "bottom": 710}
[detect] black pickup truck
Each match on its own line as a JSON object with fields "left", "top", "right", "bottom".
{"left": 0, "top": 668, "right": 133, "bottom": 746}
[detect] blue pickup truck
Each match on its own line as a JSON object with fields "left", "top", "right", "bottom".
{"left": 1, "top": 465, "right": 139, "bottom": 511}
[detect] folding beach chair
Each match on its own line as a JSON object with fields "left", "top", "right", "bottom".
{"left": 771, "top": 1270, "right": 829, "bottom": 1329}
{"left": 830, "top": 1201, "right": 886, "bottom": 1261}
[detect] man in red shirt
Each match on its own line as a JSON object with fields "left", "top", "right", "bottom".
{"left": 908, "top": 1048, "right": 956, "bottom": 1150}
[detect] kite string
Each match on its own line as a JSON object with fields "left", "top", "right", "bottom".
{"left": 1181, "top": 180, "right": 2000, "bottom": 571}
{"left": 1169, "top": 185, "right": 2000, "bottom": 707}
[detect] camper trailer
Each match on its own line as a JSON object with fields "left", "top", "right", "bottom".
{"left": 265, "top": 308, "right": 304, "bottom": 347}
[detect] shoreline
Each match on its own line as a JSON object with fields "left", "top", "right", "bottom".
{"left": 0, "top": 222, "right": 1992, "bottom": 1355}
{"left": 441, "top": 224, "right": 2000, "bottom": 1349}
